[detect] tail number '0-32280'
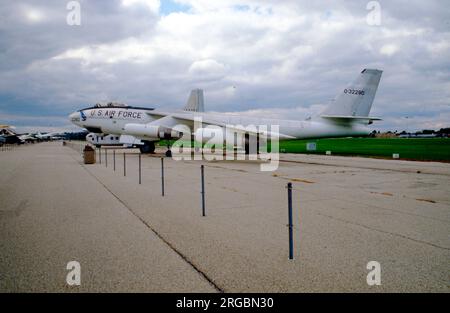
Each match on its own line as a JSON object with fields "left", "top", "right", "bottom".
{"left": 344, "top": 89, "right": 365, "bottom": 95}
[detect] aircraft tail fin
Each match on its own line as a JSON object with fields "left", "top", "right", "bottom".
{"left": 183, "top": 89, "right": 204, "bottom": 112}
{"left": 321, "top": 69, "right": 382, "bottom": 117}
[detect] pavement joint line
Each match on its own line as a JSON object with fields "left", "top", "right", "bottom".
{"left": 66, "top": 148, "right": 224, "bottom": 293}
{"left": 331, "top": 197, "right": 450, "bottom": 223}
{"left": 317, "top": 212, "right": 450, "bottom": 250}
{"left": 308, "top": 192, "right": 450, "bottom": 223}
{"left": 279, "top": 159, "right": 450, "bottom": 176}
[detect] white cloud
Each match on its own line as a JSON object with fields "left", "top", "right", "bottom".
{"left": 121, "top": 0, "right": 160, "bottom": 14}
{"left": 380, "top": 44, "right": 399, "bottom": 56}
{"left": 21, "top": 5, "right": 45, "bottom": 23}
{"left": 188, "top": 59, "right": 226, "bottom": 78}
{"left": 0, "top": 1, "right": 449, "bottom": 132}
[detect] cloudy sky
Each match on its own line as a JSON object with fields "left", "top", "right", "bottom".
{"left": 0, "top": 0, "right": 449, "bottom": 133}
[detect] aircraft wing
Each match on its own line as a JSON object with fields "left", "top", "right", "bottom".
{"left": 146, "top": 111, "right": 295, "bottom": 139}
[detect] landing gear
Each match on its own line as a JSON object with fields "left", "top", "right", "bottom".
{"left": 244, "top": 134, "right": 260, "bottom": 155}
{"left": 165, "top": 141, "right": 172, "bottom": 157}
{"left": 139, "top": 141, "right": 155, "bottom": 154}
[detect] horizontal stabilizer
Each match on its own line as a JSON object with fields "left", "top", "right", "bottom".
{"left": 320, "top": 115, "right": 382, "bottom": 121}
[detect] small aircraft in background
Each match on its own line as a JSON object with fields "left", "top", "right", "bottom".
{"left": 0, "top": 125, "right": 24, "bottom": 145}
{"left": 86, "top": 133, "right": 123, "bottom": 148}
{"left": 34, "top": 131, "right": 66, "bottom": 141}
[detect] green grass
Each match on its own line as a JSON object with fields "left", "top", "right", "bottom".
{"left": 278, "top": 138, "right": 450, "bottom": 162}
{"left": 159, "top": 137, "right": 450, "bottom": 162}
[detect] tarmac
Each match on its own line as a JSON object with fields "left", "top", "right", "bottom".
{"left": 0, "top": 142, "right": 449, "bottom": 292}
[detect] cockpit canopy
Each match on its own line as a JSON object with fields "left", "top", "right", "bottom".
{"left": 94, "top": 102, "right": 129, "bottom": 108}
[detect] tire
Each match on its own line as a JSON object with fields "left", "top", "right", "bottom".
{"left": 244, "top": 134, "right": 260, "bottom": 155}
{"left": 139, "top": 141, "right": 155, "bottom": 154}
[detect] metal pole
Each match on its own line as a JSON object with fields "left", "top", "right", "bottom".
{"left": 123, "top": 152, "right": 126, "bottom": 176}
{"left": 113, "top": 150, "right": 116, "bottom": 171}
{"left": 161, "top": 157, "right": 165, "bottom": 197}
{"left": 201, "top": 165, "right": 205, "bottom": 216}
{"left": 138, "top": 153, "right": 141, "bottom": 184}
{"left": 99, "top": 148, "right": 102, "bottom": 164}
{"left": 105, "top": 149, "right": 108, "bottom": 167}
{"left": 287, "top": 182, "right": 294, "bottom": 260}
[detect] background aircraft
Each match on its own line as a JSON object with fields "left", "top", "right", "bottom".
{"left": 69, "top": 69, "right": 382, "bottom": 155}
{"left": 86, "top": 133, "right": 122, "bottom": 148}
{"left": 0, "top": 125, "right": 24, "bottom": 145}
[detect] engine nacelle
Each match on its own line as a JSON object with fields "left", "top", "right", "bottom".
{"left": 124, "top": 123, "right": 180, "bottom": 139}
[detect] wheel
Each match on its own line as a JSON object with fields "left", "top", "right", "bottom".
{"left": 139, "top": 141, "right": 155, "bottom": 154}
{"left": 95, "top": 145, "right": 101, "bottom": 148}
{"left": 165, "top": 150, "right": 172, "bottom": 157}
{"left": 244, "top": 134, "right": 260, "bottom": 155}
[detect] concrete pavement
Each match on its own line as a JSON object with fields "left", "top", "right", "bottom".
{"left": 0, "top": 143, "right": 217, "bottom": 292}
{"left": 0, "top": 142, "right": 449, "bottom": 292}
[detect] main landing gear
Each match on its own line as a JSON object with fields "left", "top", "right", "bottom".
{"left": 244, "top": 134, "right": 260, "bottom": 155}
{"left": 139, "top": 141, "right": 155, "bottom": 154}
{"left": 165, "top": 141, "right": 172, "bottom": 157}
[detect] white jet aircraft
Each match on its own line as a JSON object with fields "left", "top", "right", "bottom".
{"left": 69, "top": 69, "right": 383, "bottom": 155}
{"left": 86, "top": 133, "right": 123, "bottom": 148}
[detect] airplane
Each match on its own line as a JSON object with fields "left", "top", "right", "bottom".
{"left": 18, "top": 133, "right": 38, "bottom": 143}
{"left": 35, "top": 131, "right": 67, "bottom": 141}
{"left": 0, "top": 125, "right": 24, "bottom": 145}
{"left": 70, "top": 89, "right": 205, "bottom": 152}
{"left": 86, "top": 133, "right": 122, "bottom": 148}
{"left": 69, "top": 69, "right": 383, "bottom": 156}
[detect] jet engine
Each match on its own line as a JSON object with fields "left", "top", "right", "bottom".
{"left": 124, "top": 124, "right": 181, "bottom": 139}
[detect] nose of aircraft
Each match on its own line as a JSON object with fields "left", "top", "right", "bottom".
{"left": 69, "top": 111, "right": 81, "bottom": 125}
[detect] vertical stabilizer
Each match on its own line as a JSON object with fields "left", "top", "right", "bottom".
{"left": 183, "top": 89, "right": 204, "bottom": 112}
{"left": 321, "top": 69, "right": 382, "bottom": 117}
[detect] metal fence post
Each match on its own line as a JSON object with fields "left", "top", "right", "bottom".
{"left": 99, "top": 148, "right": 102, "bottom": 164}
{"left": 161, "top": 157, "right": 165, "bottom": 197}
{"left": 113, "top": 150, "right": 116, "bottom": 171}
{"left": 201, "top": 165, "right": 205, "bottom": 216}
{"left": 105, "top": 149, "right": 108, "bottom": 167}
{"left": 138, "top": 153, "right": 141, "bottom": 184}
{"left": 287, "top": 182, "right": 294, "bottom": 260}
{"left": 123, "top": 152, "right": 126, "bottom": 177}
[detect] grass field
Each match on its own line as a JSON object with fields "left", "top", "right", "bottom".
{"left": 278, "top": 138, "right": 450, "bottom": 162}
{"left": 160, "top": 138, "right": 450, "bottom": 162}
